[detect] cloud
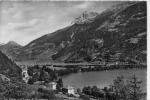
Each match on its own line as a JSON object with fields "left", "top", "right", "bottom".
{"left": 74, "top": 2, "right": 93, "bottom": 9}
{"left": 2, "top": 19, "right": 40, "bottom": 31}
{"left": 14, "top": 19, "right": 40, "bottom": 31}
{"left": 0, "top": 19, "right": 41, "bottom": 45}
{"left": 13, "top": 7, "right": 34, "bottom": 20}
{"left": 0, "top": 1, "right": 122, "bottom": 45}
{"left": 2, "top": 3, "right": 34, "bottom": 20}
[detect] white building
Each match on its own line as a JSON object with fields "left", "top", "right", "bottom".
{"left": 62, "top": 86, "right": 75, "bottom": 94}
{"left": 45, "top": 82, "right": 57, "bottom": 90}
{"left": 22, "top": 70, "right": 29, "bottom": 83}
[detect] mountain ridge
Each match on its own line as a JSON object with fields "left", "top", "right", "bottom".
{"left": 0, "top": 41, "right": 22, "bottom": 60}
{"left": 0, "top": 1, "right": 147, "bottom": 65}
{"left": 7, "top": 41, "right": 22, "bottom": 47}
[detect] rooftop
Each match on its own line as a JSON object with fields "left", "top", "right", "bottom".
{"left": 63, "top": 86, "right": 74, "bottom": 89}
{"left": 47, "top": 82, "right": 57, "bottom": 85}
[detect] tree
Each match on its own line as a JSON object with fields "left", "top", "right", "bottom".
{"left": 32, "top": 71, "right": 39, "bottom": 82}
{"left": 91, "top": 85, "right": 98, "bottom": 97}
{"left": 112, "top": 75, "right": 144, "bottom": 100}
{"left": 44, "top": 79, "right": 50, "bottom": 83}
{"left": 84, "top": 56, "right": 92, "bottom": 62}
{"left": 80, "top": 95, "right": 90, "bottom": 100}
{"left": 56, "top": 84, "right": 61, "bottom": 92}
{"left": 50, "top": 71, "right": 58, "bottom": 81}
{"left": 27, "top": 67, "right": 34, "bottom": 76}
{"left": 128, "top": 75, "right": 143, "bottom": 100}
{"left": 3, "top": 82, "right": 28, "bottom": 99}
{"left": 38, "top": 88, "right": 55, "bottom": 99}
{"left": 103, "top": 87, "right": 109, "bottom": 93}
{"left": 82, "top": 86, "right": 87, "bottom": 94}
{"left": 57, "top": 78, "right": 63, "bottom": 88}
{"left": 39, "top": 70, "right": 50, "bottom": 81}
{"left": 113, "top": 76, "right": 129, "bottom": 100}
{"left": 42, "top": 65, "right": 47, "bottom": 70}
{"left": 86, "top": 86, "right": 92, "bottom": 95}
{"left": 28, "top": 78, "right": 34, "bottom": 84}
{"left": 34, "top": 65, "right": 39, "bottom": 70}
{"left": 44, "top": 71, "right": 50, "bottom": 81}
{"left": 77, "top": 88, "right": 81, "bottom": 93}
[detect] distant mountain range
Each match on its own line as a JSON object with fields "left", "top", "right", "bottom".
{"left": 0, "top": 1, "right": 147, "bottom": 65}
{"left": 0, "top": 41, "right": 22, "bottom": 61}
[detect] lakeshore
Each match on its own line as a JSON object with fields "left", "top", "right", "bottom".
{"left": 62, "top": 68, "right": 147, "bottom": 93}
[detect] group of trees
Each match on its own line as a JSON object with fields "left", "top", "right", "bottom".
{"left": 56, "top": 68, "right": 79, "bottom": 76}
{"left": 80, "top": 75, "right": 146, "bottom": 100}
{"left": 56, "top": 78, "right": 63, "bottom": 92}
{"left": 0, "top": 74, "right": 61, "bottom": 99}
{"left": 27, "top": 65, "right": 58, "bottom": 84}
{"left": 27, "top": 65, "right": 80, "bottom": 84}
{"left": 0, "top": 82, "right": 56, "bottom": 99}
{"left": 112, "top": 75, "right": 145, "bottom": 100}
{"left": 27, "top": 65, "right": 65, "bottom": 93}
{"left": 0, "top": 77, "right": 30, "bottom": 99}
{"left": 37, "top": 88, "right": 55, "bottom": 99}
{"left": 82, "top": 85, "right": 105, "bottom": 98}
{"left": 81, "top": 65, "right": 146, "bottom": 72}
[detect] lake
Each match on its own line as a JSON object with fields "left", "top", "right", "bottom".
{"left": 62, "top": 68, "right": 147, "bottom": 92}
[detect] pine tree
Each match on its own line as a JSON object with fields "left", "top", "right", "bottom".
{"left": 57, "top": 78, "right": 63, "bottom": 88}
{"left": 113, "top": 76, "right": 129, "bottom": 100}
{"left": 128, "top": 75, "right": 142, "bottom": 100}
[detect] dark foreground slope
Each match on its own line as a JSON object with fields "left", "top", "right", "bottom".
{"left": 0, "top": 50, "right": 22, "bottom": 80}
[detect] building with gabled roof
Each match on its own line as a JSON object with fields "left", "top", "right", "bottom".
{"left": 45, "top": 82, "right": 57, "bottom": 90}
{"left": 62, "top": 86, "right": 75, "bottom": 94}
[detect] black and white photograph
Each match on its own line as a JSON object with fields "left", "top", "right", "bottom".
{"left": 0, "top": 0, "right": 147, "bottom": 100}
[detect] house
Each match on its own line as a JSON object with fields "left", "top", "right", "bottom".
{"left": 62, "top": 86, "right": 75, "bottom": 94}
{"left": 45, "top": 82, "right": 57, "bottom": 90}
{"left": 22, "top": 69, "right": 29, "bottom": 83}
{"left": 33, "top": 81, "right": 57, "bottom": 90}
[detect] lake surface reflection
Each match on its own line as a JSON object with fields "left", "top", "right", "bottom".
{"left": 62, "top": 69, "right": 147, "bottom": 92}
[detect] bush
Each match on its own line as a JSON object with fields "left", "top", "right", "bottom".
{"left": 68, "top": 94, "right": 73, "bottom": 97}
{"left": 27, "top": 78, "right": 34, "bottom": 84}
{"left": 38, "top": 88, "right": 55, "bottom": 99}
{"left": 80, "top": 95, "right": 90, "bottom": 100}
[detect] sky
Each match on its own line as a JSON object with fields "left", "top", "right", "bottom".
{"left": 0, "top": 1, "right": 122, "bottom": 46}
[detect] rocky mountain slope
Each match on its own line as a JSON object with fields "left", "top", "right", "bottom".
{"left": 72, "top": 11, "right": 99, "bottom": 24}
{"left": 0, "top": 1, "right": 147, "bottom": 64}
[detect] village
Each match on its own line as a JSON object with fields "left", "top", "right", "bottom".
{"left": 21, "top": 64, "right": 116, "bottom": 100}
{"left": 21, "top": 65, "right": 84, "bottom": 100}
